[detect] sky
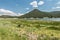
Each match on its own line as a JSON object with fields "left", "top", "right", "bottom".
{"left": 0, "top": 0, "right": 60, "bottom": 16}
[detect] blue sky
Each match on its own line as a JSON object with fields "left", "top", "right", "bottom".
{"left": 0, "top": 0, "right": 60, "bottom": 16}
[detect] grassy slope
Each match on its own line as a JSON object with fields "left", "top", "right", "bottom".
{"left": 0, "top": 18, "right": 60, "bottom": 40}
{"left": 20, "top": 9, "right": 52, "bottom": 18}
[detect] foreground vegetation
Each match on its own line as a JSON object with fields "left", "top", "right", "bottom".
{"left": 0, "top": 18, "right": 60, "bottom": 40}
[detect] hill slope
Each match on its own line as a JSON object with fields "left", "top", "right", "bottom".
{"left": 19, "top": 9, "right": 52, "bottom": 18}
{"left": 50, "top": 11, "right": 60, "bottom": 18}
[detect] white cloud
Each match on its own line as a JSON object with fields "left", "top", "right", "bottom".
{"left": 38, "top": 1, "right": 44, "bottom": 5}
{"left": 0, "top": 9, "right": 15, "bottom": 14}
{"left": 30, "top": 1, "right": 44, "bottom": 8}
{"left": 0, "top": 9, "right": 23, "bottom": 16}
{"left": 51, "top": 6, "right": 60, "bottom": 11}
{"left": 17, "top": 13, "right": 24, "bottom": 16}
{"left": 56, "top": 7, "right": 60, "bottom": 8}
{"left": 30, "top": 1, "right": 38, "bottom": 8}
{"left": 56, "top": 1, "right": 60, "bottom": 4}
{"left": 26, "top": 8, "right": 29, "bottom": 10}
{"left": 52, "top": 1, "right": 60, "bottom": 10}
{"left": 52, "top": 6, "right": 60, "bottom": 9}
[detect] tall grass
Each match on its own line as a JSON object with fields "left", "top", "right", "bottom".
{"left": 0, "top": 18, "right": 60, "bottom": 40}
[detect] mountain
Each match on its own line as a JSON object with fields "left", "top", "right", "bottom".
{"left": 0, "top": 9, "right": 60, "bottom": 18}
{"left": 19, "top": 9, "right": 52, "bottom": 18}
{"left": 50, "top": 11, "right": 60, "bottom": 18}
{"left": 0, "top": 15, "right": 18, "bottom": 18}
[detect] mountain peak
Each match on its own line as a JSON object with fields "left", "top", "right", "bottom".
{"left": 20, "top": 9, "right": 52, "bottom": 18}
{"left": 32, "top": 9, "right": 40, "bottom": 12}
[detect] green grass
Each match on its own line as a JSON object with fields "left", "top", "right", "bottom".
{"left": 0, "top": 18, "right": 60, "bottom": 40}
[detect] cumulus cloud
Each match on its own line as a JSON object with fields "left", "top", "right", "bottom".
{"left": 30, "top": 1, "right": 44, "bottom": 8}
{"left": 0, "top": 9, "right": 23, "bottom": 16}
{"left": 30, "top": 1, "right": 38, "bottom": 8}
{"left": 38, "top": 1, "right": 44, "bottom": 5}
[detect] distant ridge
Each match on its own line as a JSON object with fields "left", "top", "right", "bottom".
{"left": 0, "top": 9, "right": 60, "bottom": 18}
{"left": 50, "top": 11, "right": 60, "bottom": 18}
{"left": 0, "top": 15, "right": 18, "bottom": 18}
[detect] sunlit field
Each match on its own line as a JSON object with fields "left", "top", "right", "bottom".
{"left": 0, "top": 18, "right": 60, "bottom": 40}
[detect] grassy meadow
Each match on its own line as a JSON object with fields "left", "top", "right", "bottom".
{"left": 0, "top": 18, "right": 60, "bottom": 40}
